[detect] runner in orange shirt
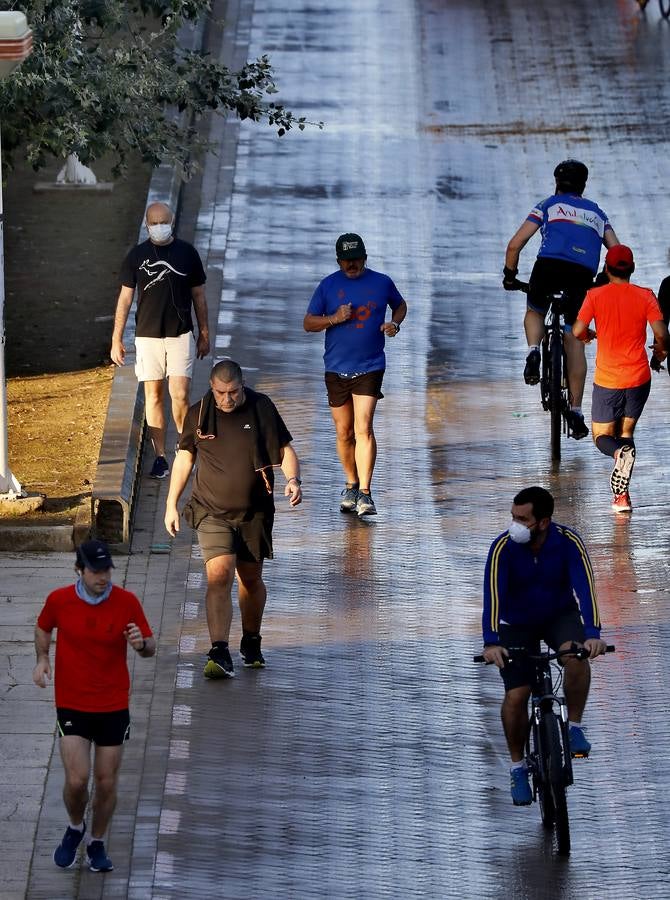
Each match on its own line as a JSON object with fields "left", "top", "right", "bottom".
{"left": 573, "top": 245, "right": 669, "bottom": 512}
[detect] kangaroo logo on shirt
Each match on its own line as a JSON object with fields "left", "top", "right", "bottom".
{"left": 139, "top": 258, "right": 188, "bottom": 291}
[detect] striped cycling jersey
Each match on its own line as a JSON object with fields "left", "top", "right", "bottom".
{"left": 482, "top": 522, "right": 600, "bottom": 645}
{"left": 528, "top": 193, "right": 613, "bottom": 274}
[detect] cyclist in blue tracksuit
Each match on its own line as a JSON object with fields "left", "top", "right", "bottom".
{"left": 503, "top": 159, "right": 620, "bottom": 440}
{"left": 481, "top": 485, "right": 608, "bottom": 805}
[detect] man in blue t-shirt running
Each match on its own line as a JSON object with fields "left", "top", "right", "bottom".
{"left": 503, "top": 160, "right": 620, "bottom": 440}
{"left": 304, "top": 234, "right": 407, "bottom": 518}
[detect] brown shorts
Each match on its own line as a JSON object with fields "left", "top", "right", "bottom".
{"left": 325, "top": 370, "right": 385, "bottom": 407}
{"left": 196, "top": 511, "right": 274, "bottom": 563}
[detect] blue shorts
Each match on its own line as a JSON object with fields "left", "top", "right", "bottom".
{"left": 591, "top": 380, "right": 651, "bottom": 424}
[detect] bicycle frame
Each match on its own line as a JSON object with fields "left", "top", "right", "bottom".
{"left": 526, "top": 658, "right": 574, "bottom": 792}
{"left": 511, "top": 280, "right": 573, "bottom": 461}
{"left": 540, "top": 292, "right": 571, "bottom": 460}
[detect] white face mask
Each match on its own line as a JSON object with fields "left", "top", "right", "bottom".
{"left": 508, "top": 520, "right": 532, "bottom": 544}
{"left": 147, "top": 222, "right": 173, "bottom": 243}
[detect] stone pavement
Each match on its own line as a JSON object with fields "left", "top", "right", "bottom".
{"left": 4, "top": 0, "right": 670, "bottom": 897}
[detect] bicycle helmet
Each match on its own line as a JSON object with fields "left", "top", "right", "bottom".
{"left": 553, "top": 159, "right": 588, "bottom": 193}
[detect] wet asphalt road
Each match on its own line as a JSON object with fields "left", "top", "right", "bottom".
{"left": 28, "top": 1, "right": 670, "bottom": 897}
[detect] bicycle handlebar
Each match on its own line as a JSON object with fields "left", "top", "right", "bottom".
{"left": 473, "top": 643, "right": 615, "bottom": 664}
{"left": 510, "top": 278, "right": 529, "bottom": 294}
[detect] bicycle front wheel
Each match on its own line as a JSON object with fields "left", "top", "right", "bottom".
{"left": 549, "top": 330, "right": 562, "bottom": 461}
{"left": 533, "top": 715, "right": 554, "bottom": 828}
{"left": 542, "top": 712, "right": 570, "bottom": 856}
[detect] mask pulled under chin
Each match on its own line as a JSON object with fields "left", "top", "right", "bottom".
{"left": 508, "top": 521, "right": 532, "bottom": 544}
{"left": 148, "top": 223, "right": 173, "bottom": 242}
{"left": 75, "top": 577, "right": 112, "bottom": 606}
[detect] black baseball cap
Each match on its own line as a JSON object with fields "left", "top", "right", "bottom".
{"left": 336, "top": 233, "right": 366, "bottom": 260}
{"left": 76, "top": 539, "right": 115, "bottom": 571}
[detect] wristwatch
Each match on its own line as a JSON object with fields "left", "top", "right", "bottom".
{"left": 391, "top": 322, "right": 400, "bottom": 333}
{"left": 288, "top": 476, "right": 302, "bottom": 485}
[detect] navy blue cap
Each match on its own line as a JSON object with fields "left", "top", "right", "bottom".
{"left": 76, "top": 540, "right": 115, "bottom": 571}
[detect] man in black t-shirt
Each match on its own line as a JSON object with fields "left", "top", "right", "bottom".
{"left": 111, "top": 202, "right": 209, "bottom": 479}
{"left": 164, "top": 359, "right": 303, "bottom": 678}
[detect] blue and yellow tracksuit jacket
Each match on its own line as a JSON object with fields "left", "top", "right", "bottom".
{"left": 482, "top": 522, "right": 601, "bottom": 645}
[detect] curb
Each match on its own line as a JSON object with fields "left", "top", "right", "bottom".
{"left": 0, "top": 524, "right": 74, "bottom": 552}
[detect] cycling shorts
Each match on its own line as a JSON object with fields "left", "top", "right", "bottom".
{"left": 496, "top": 609, "right": 586, "bottom": 691}
{"left": 528, "top": 258, "right": 594, "bottom": 327}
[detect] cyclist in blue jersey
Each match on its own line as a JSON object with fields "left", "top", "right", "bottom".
{"left": 503, "top": 160, "right": 620, "bottom": 440}
{"left": 304, "top": 234, "right": 407, "bottom": 518}
{"left": 481, "top": 486, "right": 608, "bottom": 805}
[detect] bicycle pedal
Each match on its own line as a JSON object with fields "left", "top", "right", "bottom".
{"left": 571, "top": 750, "right": 589, "bottom": 759}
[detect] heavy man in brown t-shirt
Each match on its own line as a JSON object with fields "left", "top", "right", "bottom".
{"left": 164, "top": 359, "right": 302, "bottom": 678}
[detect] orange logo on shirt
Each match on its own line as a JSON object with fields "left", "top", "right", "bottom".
{"left": 353, "top": 301, "right": 377, "bottom": 329}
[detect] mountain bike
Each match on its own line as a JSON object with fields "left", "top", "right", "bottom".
{"left": 474, "top": 643, "right": 615, "bottom": 856}
{"left": 512, "top": 279, "right": 571, "bottom": 461}
{"left": 637, "top": 0, "right": 670, "bottom": 20}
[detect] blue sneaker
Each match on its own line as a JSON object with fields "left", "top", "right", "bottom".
{"left": 54, "top": 823, "right": 86, "bottom": 867}
{"left": 569, "top": 725, "right": 591, "bottom": 758}
{"left": 86, "top": 839, "right": 114, "bottom": 872}
{"left": 149, "top": 455, "right": 169, "bottom": 479}
{"left": 510, "top": 766, "right": 533, "bottom": 806}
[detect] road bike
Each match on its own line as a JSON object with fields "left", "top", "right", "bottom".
{"left": 474, "top": 643, "right": 615, "bottom": 856}
{"left": 637, "top": 0, "right": 670, "bottom": 20}
{"left": 512, "top": 279, "right": 572, "bottom": 462}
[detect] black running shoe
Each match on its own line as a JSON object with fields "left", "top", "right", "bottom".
{"left": 523, "top": 349, "right": 541, "bottom": 385}
{"left": 240, "top": 634, "right": 266, "bottom": 668}
{"left": 566, "top": 410, "right": 589, "bottom": 440}
{"left": 204, "top": 644, "right": 234, "bottom": 678}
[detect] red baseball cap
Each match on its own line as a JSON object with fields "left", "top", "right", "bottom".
{"left": 605, "top": 244, "right": 634, "bottom": 271}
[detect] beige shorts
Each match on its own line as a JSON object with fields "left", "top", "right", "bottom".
{"left": 134, "top": 333, "right": 195, "bottom": 381}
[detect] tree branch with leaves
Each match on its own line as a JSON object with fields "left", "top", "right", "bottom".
{"left": 0, "top": 0, "right": 321, "bottom": 178}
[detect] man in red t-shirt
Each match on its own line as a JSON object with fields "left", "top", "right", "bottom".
{"left": 573, "top": 245, "right": 669, "bottom": 512}
{"left": 33, "top": 540, "right": 155, "bottom": 873}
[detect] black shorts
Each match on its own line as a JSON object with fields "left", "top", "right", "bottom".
{"left": 591, "top": 380, "right": 651, "bottom": 424}
{"left": 197, "top": 511, "right": 274, "bottom": 563}
{"left": 528, "top": 258, "right": 594, "bottom": 327}
{"left": 56, "top": 708, "right": 130, "bottom": 746}
{"left": 497, "top": 609, "right": 586, "bottom": 691}
{"left": 325, "top": 370, "right": 385, "bottom": 407}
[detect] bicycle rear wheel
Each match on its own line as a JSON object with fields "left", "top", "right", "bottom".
{"left": 549, "top": 329, "right": 562, "bottom": 461}
{"left": 660, "top": 0, "right": 670, "bottom": 18}
{"left": 542, "top": 712, "right": 570, "bottom": 856}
